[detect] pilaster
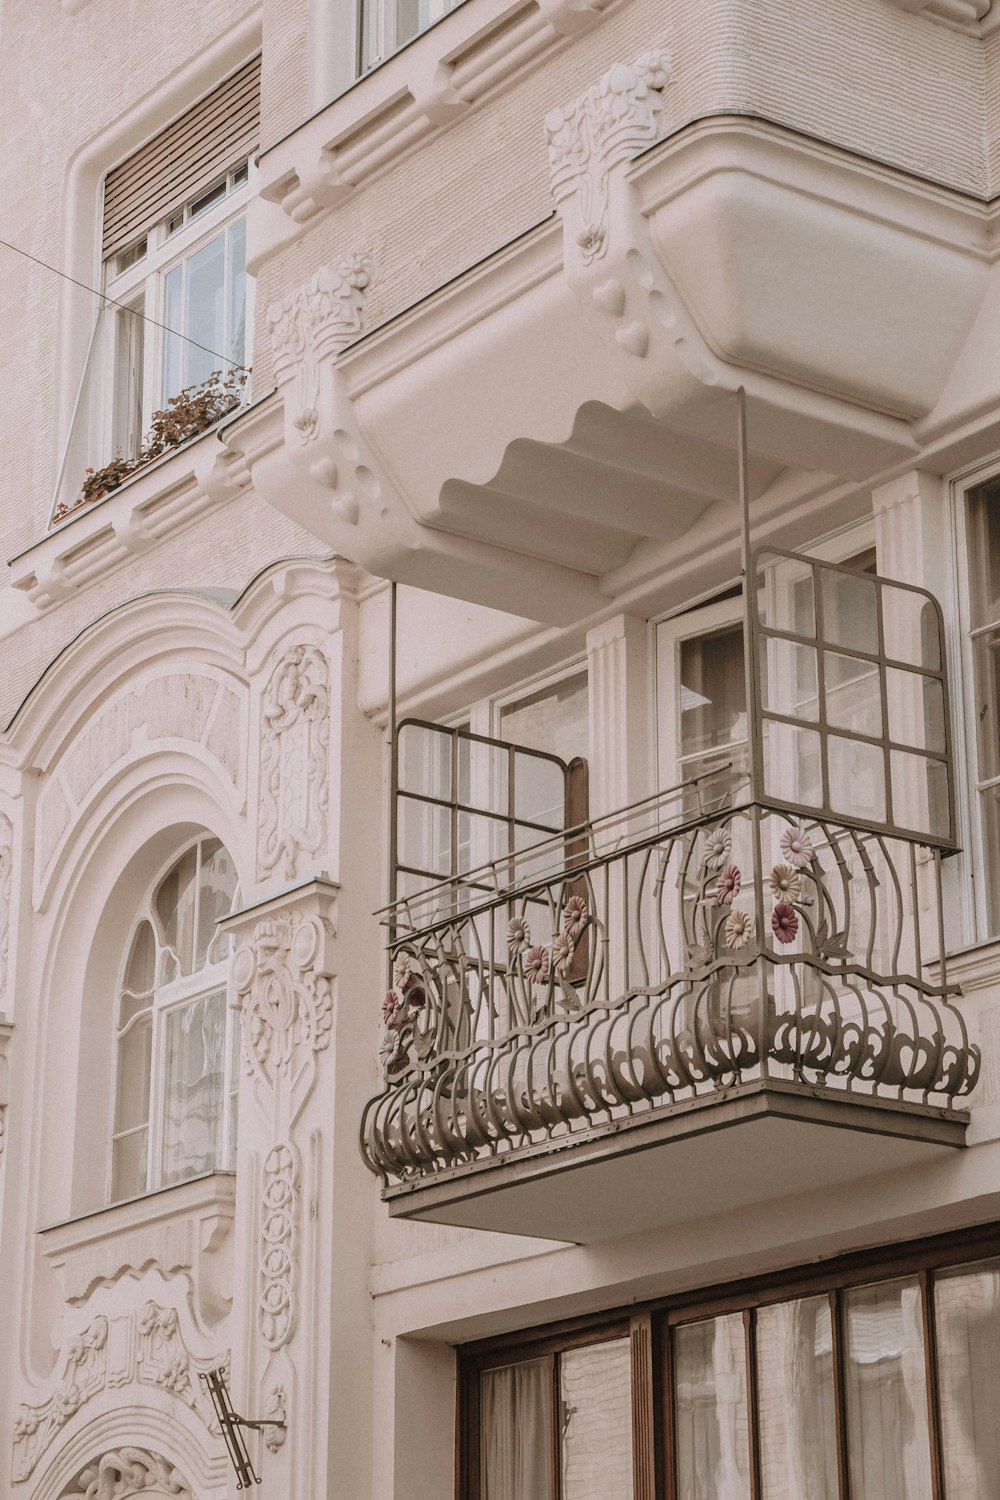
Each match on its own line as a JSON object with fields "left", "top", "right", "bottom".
{"left": 585, "top": 614, "right": 650, "bottom": 818}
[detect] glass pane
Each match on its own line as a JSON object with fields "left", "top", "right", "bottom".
{"left": 755, "top": 553, "right": 815, "bottom": 638}
{"left": 844, "top": 1278, "right": 932, "bottom": 1500}
{"left": 111, "top": 1126, "right": 148, "bottom": 1202}
{"left": 980, "top": 784, "right": 1000, "bottom": 934}
{"left": 820, "top": 569, "right": 878, "bottom": 655}
{"left": 114, "top": 1013, "right": 151, "bottom": 1132}
{"left": 936, "top": 1261, "right": 1000, "bottom": 1498}
{"left": 561, "top": 1338, "right": 633, "bottom": 1500}
{"left": 464, "top": 739, "right": 509, "bottom": 816}
{"left": 398, "top": 794, "right": 451, "bottom": 878}
{"left": 762, "top": 720, "right": 823, "bottom": 809}
{"left": 120, "top": 921, "right": 155, "bottom": 1022}
{"left": 514, "top": 753, "right": 564, "bottom": 828}
{"left": 882, "top": 586, "right": 941, "bottom": 671}
{"left": 972, "top": 623, "right": 1000, "bottom": 784}
{"left": 195, "top": 838, "right": 238, "bottom": 968}
{"left": 227, "top": 216, "right": 246, "bottom": 370}
{"left": 160, "top": 990, "right": 226, "bottom": 1186}
{"left": 758, "top": 637, "right": 818, "bottom": 721}
{"left": 828, "top": 735, "right": 886, "bottom": 823}
{"left": 458, "top": 811, "right": 508, "bottom": 874}
{"left": 156, "top": 845, "right": 198, "bottom": 976}
{"left": 398, "top": 722, "right": 451, "bottom": 800}
{"left": 675, "top": 1314, "right": 751, "bottom": 1500}
{"left": 679, "top": 627, "right": 746, "bottom": 762}
{"left": 889, "top": 751, "right": 950, "bottom": 841}
{"left": 823, "top": 652, "right": 883, "bottom": 738}
{"left": 162, "top": 264, "right": 183, "bottom": 404}
{"left": 886, "top": 669, "right": 946, "bottom": 755}
{"left": 757, "top": 1298, "right": 838, "bottom": 1500}
{"left": 498, "top": 670, "right": 588, "bottom": 763}
{"left": 113, "top": 300, "right": 145, "bottom": 461}
{"left": 480, "top": 1358, "right": 552, "bottom": 1500}
{"left": 184, "top": 230, "right": 226, "bottom": 390}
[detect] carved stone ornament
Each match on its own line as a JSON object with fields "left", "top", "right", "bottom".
{"left": 231, "top": 909, "right": 335, "bottom": 1131}
{"left": 258, "top": 1142, "right": 300, "bottom": 1350}
{"left": 11, "top": 1305, "right": 228, "bottom": 1481}
{"left": 61, "top": 1448, "right": 191, "bottom": 1500}
{"left": 263, "top": 1385, "right": 288, "bottom": 1453}
{"left": 545, "top": 48, "right": 672, "bottom": 262}
{"left": 267, "top": 256, "right": 373, "bottom": 444}
{"left": 257, "top": 644, "right": 331, "bottom": 881}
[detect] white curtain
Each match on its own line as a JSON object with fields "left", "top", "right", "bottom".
{"left": 675, "top": 1314, "right": 750, "bottom": 1500}
{"left": 757, "top": 1298, "right": 838, "bottom": 1500}
{"left": 481, "top": 1358, "right": 552, "bottom": 1500}
{"left": 844, "top": 1278, "right": 932, "bottom": 1500}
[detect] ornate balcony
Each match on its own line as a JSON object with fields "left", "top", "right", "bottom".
{"left": 361, "top": 550, "right": 980, "bottom": 1242}
{"left": 361, "top": 778, "right": 978, "bottom": 1241}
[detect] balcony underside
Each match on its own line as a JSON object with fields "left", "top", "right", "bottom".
{"left": 381, "top": 1080, "right": 967, "bottom": 1244}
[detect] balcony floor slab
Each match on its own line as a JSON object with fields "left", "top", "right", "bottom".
{"left": 381, "top": 1082, "right": 968, "bottom": 1244}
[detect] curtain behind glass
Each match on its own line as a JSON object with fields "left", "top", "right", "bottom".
{"left": 675, "top": 1314, "right": 750, "bottom": 1500}
{"left": 756, "top": 1298, "right": 838, "bottom": 1500}
{"left": 844, "top": 1279, "right": 931, "bottom": 1500}
{"left": 561, "top": 1338, "right": 633, "bottom": 1500}
{"left": 160, "top": 989, "right": 226, "bottom": 1185}
{"left": 936, "top": 1262, "right": 1000, "bottom": 1497}
{"left": 481, "top": 1358, "right": 552, "bottom": 1500}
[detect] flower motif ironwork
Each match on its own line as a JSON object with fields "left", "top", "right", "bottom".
{"left": 771, "top": 902, "right": 799, "bottom": 945}
{"left": 781, "top": 826, "right": 814, "bottom": 869}
{"left": 703, "top": 826, "right": 732, "bottom": 868}
{"left": 713, "top": 865, "right": 742, "bottom": 906}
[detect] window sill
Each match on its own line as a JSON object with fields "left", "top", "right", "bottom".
{"left": 257, "top": 0, "right": 628, "bottom": 238}
{"left": 39, "top": 1169, "right": 236, "bottom": 1310}
{"left": 939, "top": 936, "right": 1000, "bottom": 994}
{"left": 8, "top": 416, "right": 256, "bottom": 614}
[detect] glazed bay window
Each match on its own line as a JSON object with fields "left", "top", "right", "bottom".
{"left": 111, "top": 837, "right": 240, "bottom": 1203}
{"left": 460, "top": 1230, "right": 1000, "bottom": 1500}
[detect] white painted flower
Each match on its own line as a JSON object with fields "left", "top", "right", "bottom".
{"left": 703, "top": 826, "right": 732, "bottom": 869}
{"left": 724, "top": 909, "right": 754, "bottom": 950}
{"left": 781, "top": 825, "right": 814, "bottom": 869}
{"left": 392, "top": 951, "right": 414, "bottom": 988}
{"left": 507, "top": 916, "right": 531, "bottom": 954}
{"left": 552, "top": 932, "right": 575, "bottom": 975}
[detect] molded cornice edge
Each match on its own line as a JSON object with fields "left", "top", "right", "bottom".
{"left": 883, "top": 0, "right": 991, "bottom": 35}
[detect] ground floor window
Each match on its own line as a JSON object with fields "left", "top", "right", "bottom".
{"left": 459, "top": 1225, "right": 1000, "bottom": 1499}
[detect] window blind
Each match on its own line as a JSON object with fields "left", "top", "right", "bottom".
{"left": 102, "top": 56, "right": 260, "bottom": 260}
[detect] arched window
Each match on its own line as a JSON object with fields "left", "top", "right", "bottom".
{"left": 111, "top": 836, "right": 239, "bottom": 1202}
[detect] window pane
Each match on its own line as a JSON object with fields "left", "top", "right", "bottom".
{"left": 227, "top": 216, "right": 246, "bottom": 370}
{"left": 120, "top": 920, "right": 155, "bottom": 1023}
{"left": 111, "top": 1126, "right": 148, "bottom": 1201}
{"left": 480, "top": 1358, "right": 552, "bottom": 1500}
{"left": 156, "top": 845, "right": 198, "bottom": 976}
{"left": 675, "top": 1314, "right": 750, "bottom": 1500}
{"left": 113, "top": 300, "right": 145, "bottom": 460}
{"left": 828, "top": 735, "right": 886, "bottom": 824}
{"left": 756, "top": 1298, "right": 838, "bottom": 1500}
{"left": 758, "top": 638, "right": 818, "bottom": 721}
{"left": 196, "top": 838, "right": 238, "bottom": 968}
{"left": 820, "top": 569, "right": 877, "bottom": 654}
{"left": 498, "top": 672, "right": 588, "bottom": 764}
{"left": 823, "top": 652, "right": 882, "bottom": 739}
{"left": 882, "top": 587, "right": 940, "bottom": 671}
{"left": 114, "top": 1013, "right": 151, "bottom": 1133}
{"left": 844, "top": 1278, "right": 932, "bottom": 1500}
{"left": 560, "top": 1338, "right": 633, "bottom": 1500}
{"left": 398, "top": 722, "right": 451, "bottom": 800}
{"left": 184, "top": 230, "right": 226, "bottom": 389}
{"left": 160, "top": 990, "right": 226, "bottom": 1186}
{"left": 679, "top": 627, "right": 746, "bottom": 764}
{"left": 162, "top": 264, "right": 183, "bottom": 403}
{"left": 513, "top": 753, "right": 564, "bottom": 828}
{"left": 936, "top": 1261, "right": 1000, "bottom": 1497}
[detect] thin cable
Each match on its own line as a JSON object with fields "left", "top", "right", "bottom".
{"left": 0, "top": 236, "right": 247, "bottom": 372}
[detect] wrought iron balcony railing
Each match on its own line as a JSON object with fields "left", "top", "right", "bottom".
{"left": 361, "top": 772, "right": 979, "bottom": 1192}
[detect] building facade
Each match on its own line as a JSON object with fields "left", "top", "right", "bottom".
{"left": 3, "top": 0, "right": 1000, "bottom": 1497}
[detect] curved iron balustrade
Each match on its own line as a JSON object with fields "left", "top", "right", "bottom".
{"left": 361, "top": 783, "right": 978, "bottom": 1187}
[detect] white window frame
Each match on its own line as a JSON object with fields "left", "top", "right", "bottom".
{"left": 100, "top": 159, "right": 255, "bottom": 463}
{"left": 360, "top": 0, "right": 466, "bottom": 72}
{"left": 108, "top": 837, "right": 240, "bottom": 1205}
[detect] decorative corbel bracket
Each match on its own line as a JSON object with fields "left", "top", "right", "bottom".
{"left": 545, "top": 49, "right": 729, "bottom": 423}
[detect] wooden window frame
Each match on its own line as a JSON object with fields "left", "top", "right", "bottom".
{"left": 456, "top": 1219, "right": 1000, "bottom": 1500}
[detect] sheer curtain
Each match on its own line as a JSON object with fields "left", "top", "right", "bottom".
{"left": 757, "top": 1298, "right": 838, "bottom": 1500}
{"left": 481, "top": 1358, "right": 552, "bottom": 1500}
{"left": 844, "top": 1279, "right": 932, "bottom": 1500}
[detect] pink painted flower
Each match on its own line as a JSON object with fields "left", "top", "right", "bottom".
{"left": 382, "top": 989, "right": 405, "bottom": 1028}
{"left": 552, "top": 933, "right": 574, "bottom": 975}
{"left": 703, "top": 826, "right": 732, "bottom": 869}
{"left": 507, "top": 916, "right": 531, "bottom": 954}
{"left": 771, "top": 903, "right": 799, "bottom": 945}
{"left": 713, "top": 864, "right": 742, "bottom": 906}
{"left": 523, "top": 945, "right": 551, "bottom": 984}
{"left": 562, "top": 895, "right": 589, "bottom": 938}
{"left": 768, "top": 864, "right": 801, "bottom": 902}
{"left": 724, "top": 909, "right": 753, "bottom": 949}
{"left": 780, "top": 826, "right": 814, "bottom": 870}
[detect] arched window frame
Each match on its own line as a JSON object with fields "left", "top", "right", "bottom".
{"left": 109, "top": 834, "right": 240, "bottom": 1203}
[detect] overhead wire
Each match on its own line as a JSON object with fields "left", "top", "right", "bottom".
{"left": 0, "top": 236, "right": 248, "bottom": 372}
